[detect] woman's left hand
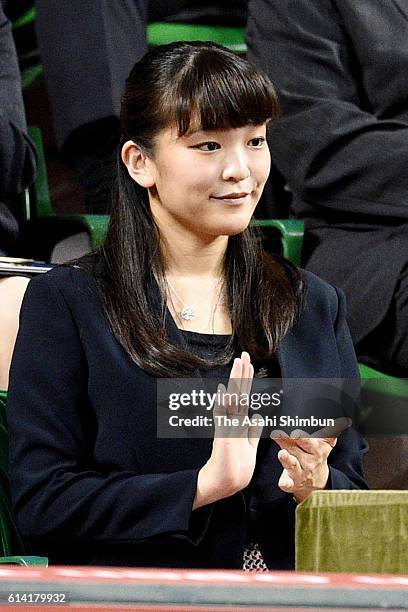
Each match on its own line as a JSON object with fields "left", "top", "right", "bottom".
{"left": 272, "top": 417, "right": 351, "bottom": 502}
{"left": 273, "top": 436, "right": 334, "bottom": 502}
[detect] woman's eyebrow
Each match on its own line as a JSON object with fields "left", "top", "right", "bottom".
{"left": 183, "top": 127, "right": 206, "bottom": 137}
{"left": 184, "top": 128, "right": 232, "bottom": 139}
{"left": 184, "top": 124, "right": 265, "bottom": 138}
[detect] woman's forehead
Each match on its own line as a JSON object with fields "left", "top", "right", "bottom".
{"left": 168, "top": 111, "right": 267, "bottom": 136}
{"left": 165, "top": 101, "right": 271, "bottom": 135}
{"left": 153, "top": 122, "right": 267, "bottom": 148}
{"left": 181, "top": 122, "right": 267, "bottom": 137}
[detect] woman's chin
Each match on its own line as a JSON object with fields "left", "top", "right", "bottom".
{"left": 185, "top": 214, "right": 253, "bottom": 239}
{"left": 215, "top": 217, "right": 253, "bottom": 236}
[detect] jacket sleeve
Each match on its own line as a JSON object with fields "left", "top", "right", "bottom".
{"left": 254, "top": 278, "right": 368, "bottom": 569}
{"left": 6, "top": 274, "right": 210, "bottom": 545}
{"left": 0, "top": 5, "right": 36, "bottom": 198}
{"left": 327, "top": 285, "right": 368, "bottom": 489}
{"left": 246, "top": 0, "right": 408, "bottom": 218}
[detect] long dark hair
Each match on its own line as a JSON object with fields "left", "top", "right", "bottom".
{"left": 88, "top": 42, "right": 302, "bottom": 376}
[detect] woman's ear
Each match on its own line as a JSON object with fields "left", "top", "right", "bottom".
{"left": 121, "top": 141, "right": 155, "bottom": 188}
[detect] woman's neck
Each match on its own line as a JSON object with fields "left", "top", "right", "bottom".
{"left": 161, "top": 228, "right": 228, "bottom": 280}
{"left": 157, "top": 227, "right": 231, "bottom": 334}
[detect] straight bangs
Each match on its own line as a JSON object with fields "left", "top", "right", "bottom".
{"left": 163, "top": 45, "right": 280, "bottom": 136}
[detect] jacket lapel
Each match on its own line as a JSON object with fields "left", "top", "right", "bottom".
{"left": 276, "top": 324, "right": 342, "bottom": 378}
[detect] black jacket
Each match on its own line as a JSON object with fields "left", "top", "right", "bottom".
{"left": 247, "top": 0, "right": 408, "bottom": 343}
{"left": 7, "top": 265, "right": 367, "bottom": 568}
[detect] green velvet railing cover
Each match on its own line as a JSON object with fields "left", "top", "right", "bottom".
{"left": 296, "top": 490, "right": 408, "bottom": 574}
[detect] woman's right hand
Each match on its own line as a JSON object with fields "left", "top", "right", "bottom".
{"left": 193, "top": 352, "right": 263, "bottom": 510}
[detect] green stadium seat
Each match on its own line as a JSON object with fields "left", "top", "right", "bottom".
{"left": 252, "top": 219, "right": 304, "bottom": 266}
{"left": 147, "top": 22, "right": 245, "bottom": 53}
{"left": 21, "top": 127, "right": 108, "bottom": 260}
{"left": 11, "top": 6, "right": 42, "bottom": 91}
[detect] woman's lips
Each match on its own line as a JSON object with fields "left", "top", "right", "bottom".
{"left": 211, "top": 193, "right": 250, "bottom": 205}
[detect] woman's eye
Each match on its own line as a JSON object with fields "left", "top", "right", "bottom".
{"left": 249, "top": 137, "right": 265, "bottom": 147}
{"left": 195, "top": 142, "right": 220, "bottom": 151}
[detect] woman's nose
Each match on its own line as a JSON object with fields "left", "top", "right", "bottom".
{"left": 221, "top": 151, "right": 251, "bottom": 181}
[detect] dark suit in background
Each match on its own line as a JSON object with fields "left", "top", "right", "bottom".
{"left": 35, "top": 0, "right": 247, "bottom": 149}
{"left": 0, "top": 0, "right": 36, "bottom": 255}
{"left": 34, "top": 1, "right": 247, "bottom": 213}
{"left": 246, "top": 0, "right": 408, "bottom": 375}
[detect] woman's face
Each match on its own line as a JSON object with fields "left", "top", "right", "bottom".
{"left": 143, "top": 122, "right": 271, "bottom": 239}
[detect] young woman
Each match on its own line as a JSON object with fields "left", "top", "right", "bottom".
{"left": 6, "top": 42, "right": 367, "bottom": 570}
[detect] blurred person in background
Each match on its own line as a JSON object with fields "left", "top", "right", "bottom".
{"left": 0, "top": 0, "right": 36, "bottom": 389}
{"left": 35, "top": 0, "right": 248, "bottom": 215}
{"left": 246, "top": 0, "right": 408, "bottom": 378}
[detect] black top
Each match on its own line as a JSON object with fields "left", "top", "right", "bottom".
{"left": 180, "top": 329, "right": 233, "bottom": 380}
{"left": 180, "top": 329, "right": 281, "bottom": 380}
{"left": 181, "top": 329, "right": 282, "bottom": 549}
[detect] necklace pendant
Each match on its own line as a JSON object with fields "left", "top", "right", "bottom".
{"left": 180, "top": 306, "right": 197, "bottom": 321}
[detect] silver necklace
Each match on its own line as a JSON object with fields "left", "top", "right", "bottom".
{"left": 166, "top": 277, "right": 224, "bottom": 321}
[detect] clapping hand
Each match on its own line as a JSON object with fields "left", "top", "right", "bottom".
{"left": 193, "top": 352, "right": 263, "bottom": 509}
{"left": 271, "top": 417, "right": 351, "bottom": 502}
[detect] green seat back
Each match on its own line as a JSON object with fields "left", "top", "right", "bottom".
{"left": 147, "top": 22, "right": 246, "bottom": 52}
{"left": 252, "top": 219, "right": 304, "bottom": 266}
{"left": 24, "top": 127, "right": 109, "bottom": 253}
{"left": 26, "top": 127, "right": 53, "bottom": 219}
{"left": 11, "top": 6, "right": 35, "bottom": 29}
{"left": 12, "top": 6, "right": 43, "bottom": 91}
